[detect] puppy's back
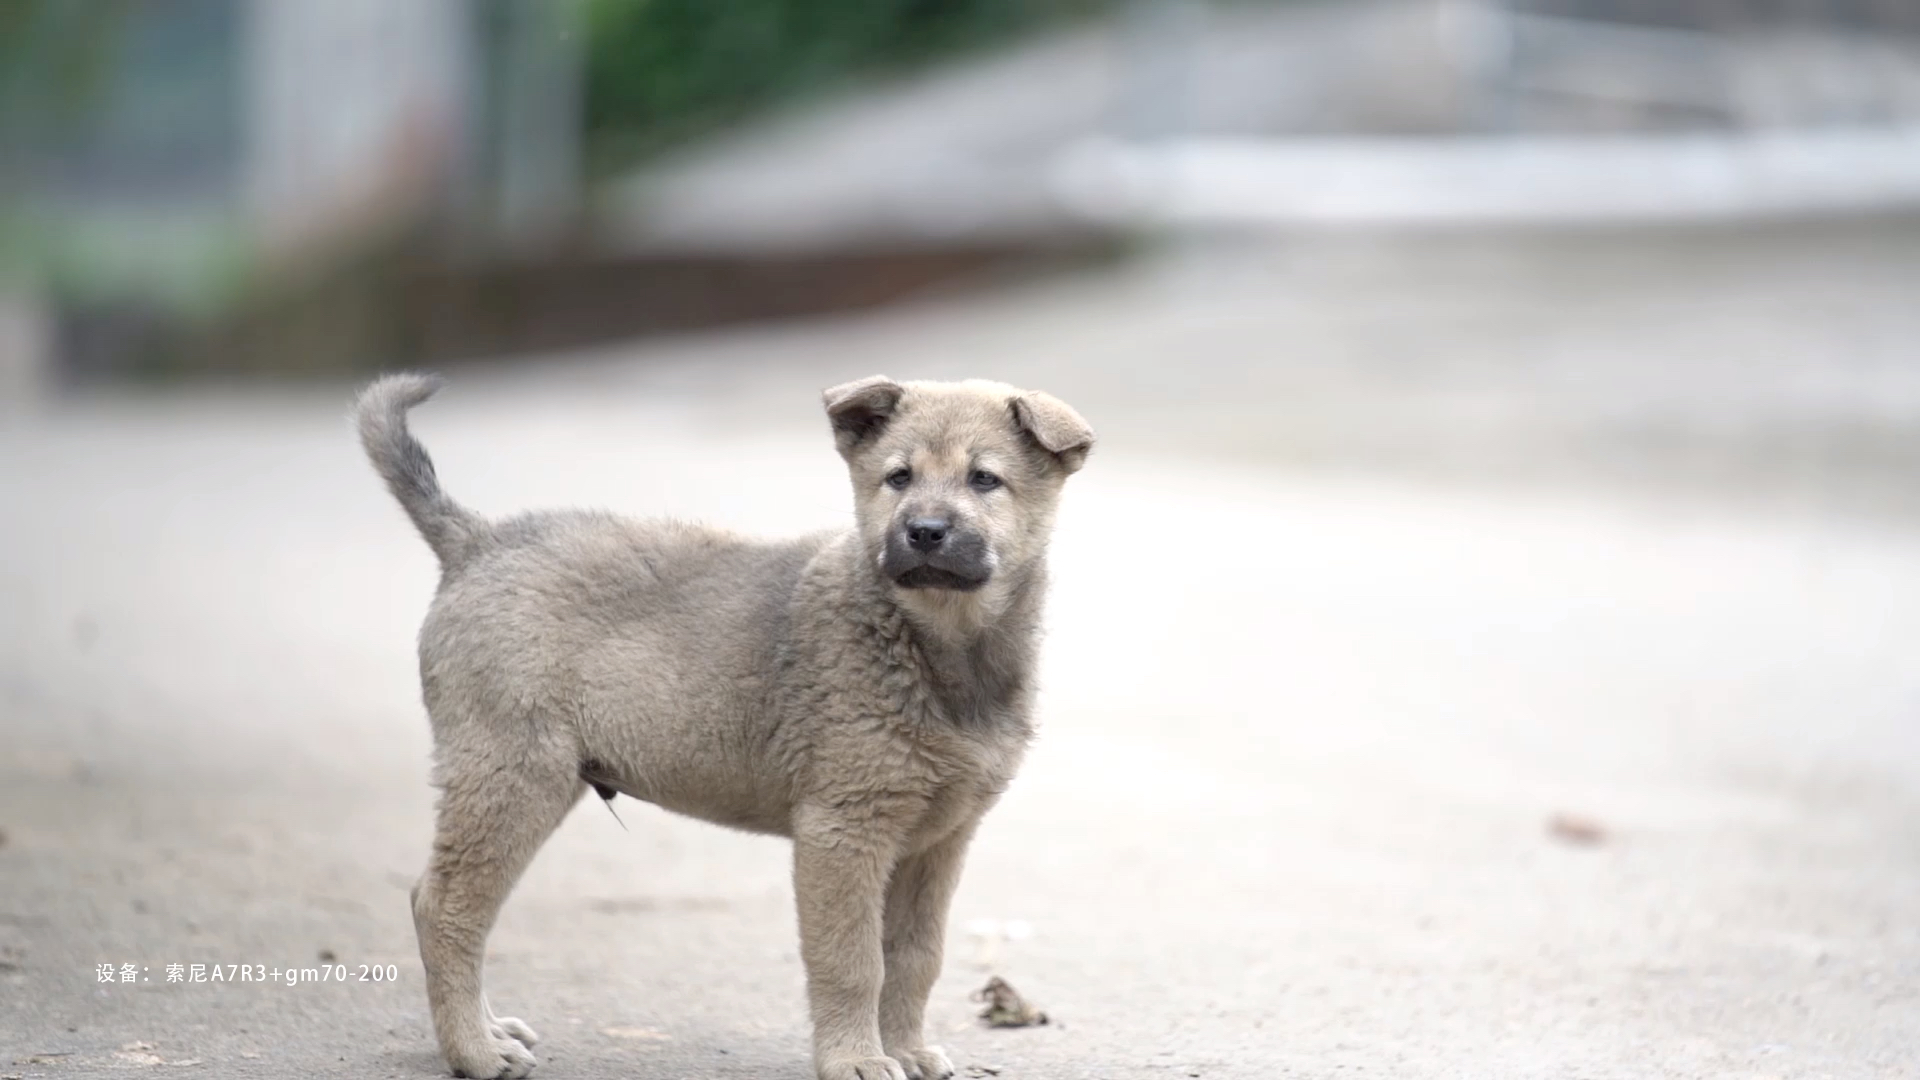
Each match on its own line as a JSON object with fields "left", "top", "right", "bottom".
{"left": 419, "top": 511, "right": 832, "bottom": 740}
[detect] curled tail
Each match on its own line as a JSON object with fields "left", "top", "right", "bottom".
{"left": 353, "top": 373, "right": 487, "bottom": 568}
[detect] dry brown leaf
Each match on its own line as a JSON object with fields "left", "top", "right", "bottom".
{"left": 972, "top": 976, "right": 1048, "bottom": 1028}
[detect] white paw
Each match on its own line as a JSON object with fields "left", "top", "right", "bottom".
{"left": 889, "top": 1045, "right": 954, "bottom": 1080}
{"left": 490, "top": 1015, "right": 539, "bottom": 1048}
{"left": 819, "top": 1053, "right": 909, "bottom": 1080}
{"left": 446, "top": 1030, "right": 537, "bottom": 1079}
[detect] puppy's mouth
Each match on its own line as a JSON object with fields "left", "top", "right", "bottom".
{"left": 892, "top": 564, "right": 989, "bottom": 592}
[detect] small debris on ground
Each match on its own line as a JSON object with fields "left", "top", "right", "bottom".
{"left": 1547, "top": 812, "right": 1607, "bottom": 847}
{"left": 973, "top": 976, "right": 1047, "bottom": 1028}
{"left": 964, "top": 1066, "right": 1003, "bottom": 1077}
{"left": 317, "top": 948, "right": 337, "bottom": 962}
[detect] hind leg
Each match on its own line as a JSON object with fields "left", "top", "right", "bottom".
{"left": 412, "top": 749, "right": 581, "bottom": 1079}
{"left": 486, "top": 994, "right": 539, "bottom": 1049}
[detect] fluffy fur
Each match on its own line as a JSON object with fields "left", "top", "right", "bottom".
{"left": 352, "top": 372, "right": 1092, "bottom": 1080}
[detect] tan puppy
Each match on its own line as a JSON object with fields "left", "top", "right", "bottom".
{"left": 353, "top": 373, "right": 1092, "bottom": 1080}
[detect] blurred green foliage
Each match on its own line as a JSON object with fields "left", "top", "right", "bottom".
{"left": 583, "top": 0, "right": 1111, "bottom": 172}
{"left": 1, "top": 0, "right": 243, "bottom": 309}
{"left": 0, "top": 0, "right": 132, "bottom": 132}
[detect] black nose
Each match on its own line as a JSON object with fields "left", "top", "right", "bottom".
{"left": 905, "top": 518, "right": 949, "bottom": 552}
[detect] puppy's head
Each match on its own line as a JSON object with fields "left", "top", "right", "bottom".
{"left": 823, "top": 376, "right": 1092, "bottom": 611}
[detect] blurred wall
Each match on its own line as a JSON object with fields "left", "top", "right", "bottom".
{"left": 245, "top": 0, "right": 472, "bottom": 251}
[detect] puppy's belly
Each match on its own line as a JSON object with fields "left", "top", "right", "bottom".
{"left": 638, "top": 783, "right": 792, "bottom": 837}
{"left": 572, "top": 637, "right": 794, "bottom": 834}
{"left": 582, "top": 746, "right": 793, "bottom": 838}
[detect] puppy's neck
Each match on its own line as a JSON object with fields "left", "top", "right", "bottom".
{"left": 890, "top": 557, "right": 1044, "bottom": 656}
{"left": 877, "top": 557, "right": 1043, "bottom": 736}
{"left": 894, "top": 588, "right": 994, "bottom": 649}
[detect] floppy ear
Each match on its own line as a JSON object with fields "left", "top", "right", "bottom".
{"left": 1011, "top": 390, "right": 1094, "bottom": 474}
{"left": 822, "top": 375, "right": 904, "bottom": 455}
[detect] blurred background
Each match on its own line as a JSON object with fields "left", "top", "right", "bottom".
{"left": 6, "top": 0, "right": 1920, "bottom": 395}
{"left": 4, "top": 2, "right": 1920, "bottom": 1078}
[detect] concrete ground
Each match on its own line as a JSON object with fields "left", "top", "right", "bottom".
{"left": 4, "top": 223, "right": 1920, "bottom": 1079}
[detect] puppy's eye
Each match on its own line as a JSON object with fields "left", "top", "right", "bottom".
{"left": 969, "top": 469, "right": 1002, "bottom": 492}
{"left": 886, "top": 468, "right": 912, "bottom": 490}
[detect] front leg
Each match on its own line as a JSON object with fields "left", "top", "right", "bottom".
{"left": 880, "top": 824, "right": 977, "bottom": 1080}
{"left": 794, "top": 806, "right": 911, "bottom": 1080}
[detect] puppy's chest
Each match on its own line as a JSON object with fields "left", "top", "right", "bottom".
{"left": 901, "top": 733, "right": 1024, "bottom": 851}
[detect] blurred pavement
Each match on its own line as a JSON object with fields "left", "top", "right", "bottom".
{"left": 4, "top": 226, "right": 1920, "bottom": 1078}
